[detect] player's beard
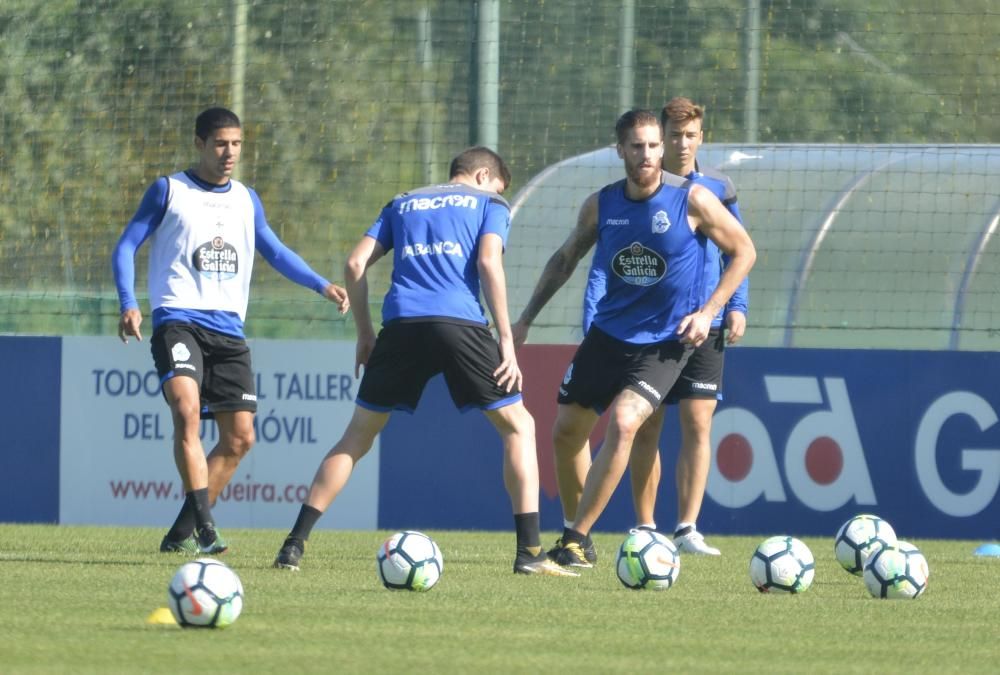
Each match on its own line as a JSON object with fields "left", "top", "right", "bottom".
{"left": 626, "top": 159, "right": 660, "bottom": 189}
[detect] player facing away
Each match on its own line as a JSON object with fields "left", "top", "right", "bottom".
{"left": 579, "top": 97, "right": 750, "bottom": 557}
{"left": 113, "top": 107, "right": 349, "bottom": 555}
{"left": 273, "top": 146, "right": 578, "bottom": 577}
{"left": 511, "top": 109, "right": 755, "bottom": 568}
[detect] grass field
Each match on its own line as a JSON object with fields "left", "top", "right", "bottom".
{"left": 1, "top": 525, "right": 998, "bottom": 674}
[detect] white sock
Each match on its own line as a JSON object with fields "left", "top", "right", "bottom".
{"left": 563, "top": 518, "right": 575, "bottom": 530}
{"left": 636, "top": 522, "right": 657, "bottom": 531}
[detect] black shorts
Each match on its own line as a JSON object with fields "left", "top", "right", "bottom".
{"left": 357, "top": 320, "right": 521, "bottom": 413}
{"left": 664, "top": 328, "right": 725, "bottom": 404}
{"left": 557, "top": 326, "right": 692, "bottom": 413}
{"left": 150, "top": 323, "right": 257, "bottom": 419}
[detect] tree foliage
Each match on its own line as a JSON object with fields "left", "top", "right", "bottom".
{"left": 0, "top": 0, "right": 996, "bottom": 336}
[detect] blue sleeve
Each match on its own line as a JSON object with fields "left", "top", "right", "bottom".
{"left": 250, "top": 189, "right": 330, "bottom": 294}
{"left": 582, "top": 257, "right": 606, "bottom": 334}
{"left": 722, "top": 198, "right": 749, "bottom": 316}
{"left": 480, "top": 198, "right": 511, "bottom": 248}
{"left": 365, "top": 204, "right": 394, "bottom": 252}
{"left": 112, "top": 178, "right": 169, "bottom": 313}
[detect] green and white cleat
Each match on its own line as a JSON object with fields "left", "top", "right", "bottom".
{"left": 195, "top": 525, "right": 229, "bottom": 555}
{"left": 159, "top": 535, "right": 198, "bottom": 555}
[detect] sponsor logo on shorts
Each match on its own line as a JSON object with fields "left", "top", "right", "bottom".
{"left": 692, "top": 382, "right": 718, "bottom": 391}
{"left": 242, "top": 393, "right": 257, "bottom": 401}
{"left": 637, "top": 380, "right": 662, "bottom": 400}
{"left": 171, "top": 343, "right": 191, "bottom": 362}
{"left": 174, "top": 363, "right": 196, "bottom": 371}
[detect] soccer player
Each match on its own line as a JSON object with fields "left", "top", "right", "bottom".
{"left": 511, "top": 109, "right": 755, "bottom": 567}
{"left": 583, "top": 97, "right": 750, "bottom": 556}
{"left": 273, "top": 147, "right": 577, "bottom": 577}
{"left": 113, "top": 107, "right": 349, "bottom": 555}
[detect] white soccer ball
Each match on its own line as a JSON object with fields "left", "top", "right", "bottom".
{"left": 863, "top": 540, "right": 929, "bottom": 599}
{"left": 749, "top": 536, "right": 815, "bottom": 593}
{"left": 376, "top": 531, "right": 443, "bottom": 591}
{"left": 167, "top": 558, "right": 244, "bottom": 628}
{"left": 615, "top": 529, "right": 680, "bottom": 590}
{"left": 834, "top": 514, "right": 897, "bottom": 575}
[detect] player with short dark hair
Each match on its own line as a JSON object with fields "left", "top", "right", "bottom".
{"left": 113, "top": 106, "right": 349, "bottom": 555}
{"left": 194, "top": 107, "right": 242, "bottom": 141}
{"left": 273, "top": 146, "right": 577, "bottom": 577}
{"left": 512, "top": 109, "right": 755, "bottom": 567}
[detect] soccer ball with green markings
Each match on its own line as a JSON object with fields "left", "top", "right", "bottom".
{"left": 749, "top": 536, "right": 815, "bottom": 593}
{"left": 863, "top": 540, "right": 929, "bottom": 599}
{"left": 834, "top": 514, "right": 897, "bottom": 575}
{"left": 167, "top": 558, "right": 244, "bottom": 628}
{"left": 615, "top": 529, "right": 680, "bottom": 590}
{"left": 376, "top": 531, "right": 443, "bottom": 592}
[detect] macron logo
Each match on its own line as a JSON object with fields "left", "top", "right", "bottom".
{"left": 398, "top": 194, "right": 478, "bottom": 214}
{"left": 637, "top": 380, "right": 662, "bottom": 399}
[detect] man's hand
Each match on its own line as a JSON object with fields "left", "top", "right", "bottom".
{"left": 676, "top": 309, "right": 713, "bottom": 347}
{"left": 725, "top": 311, "right": 747, "bottom": 345}
{"left": 324, "top": 283, "right": 350, "bottom": 314}
{"left": 118, "top": 309, "right": 143, "bottom": 343}
{"left": 493, "top": 338, "right": 523, "bottom": 393}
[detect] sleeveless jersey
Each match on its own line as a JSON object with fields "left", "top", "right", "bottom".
{"left": 590, "top": 172, "right": 705, "bottom": 344}
{"left": 583, "top": 164, "right": 748, "bottom": 332}
{"left": 147, "top": 171, "right": 256, "bottom": 322}
{"left": 366, "top": 182, "right": 511, "bottom": 324}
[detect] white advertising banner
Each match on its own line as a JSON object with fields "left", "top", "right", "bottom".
{"left": 60, "top": 336, "right": 377, "bottom": 530}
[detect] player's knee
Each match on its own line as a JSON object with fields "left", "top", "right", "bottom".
{"left": 512, "top": 405, "right": 535, "bottom": 437}
{"left": 487, "top": 402, "right": 534, "bottom": 438}
{"left": 609, "top": 411, "right": 645, "bottom": 444}
{"left": 681, "top": 408, "right": 713, "bottom": 439}
{"left": 551, "top": 419, "right": 577, "bottom": 450}
{"left": 229, "top": 427, "right": 255, "bottom": 457}
{"left": 170, "top": 400, "right": 201, "bottom": 428}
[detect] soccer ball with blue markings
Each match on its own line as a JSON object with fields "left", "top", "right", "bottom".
{"left": 376, "top": 531, "right": 443, "bottom": 591}
{"left": 863, "top": 540, "right": 929, "bottom": 599}
{"left": 749, "top": 536, "right": 815, "bottom": 593}
{"left": 615, "top": 529, "right": 680, "bottom": 590}
{"left": 167, "top": 558, "right": 244, "bottom": 628}
{"left": 834, "top": 514, "right": 897, "bottom": 575}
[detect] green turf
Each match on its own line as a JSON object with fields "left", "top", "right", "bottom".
{"left": 0, "top": 525, "right": 997, "bottom": 673}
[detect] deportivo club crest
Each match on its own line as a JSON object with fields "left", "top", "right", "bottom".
{"left": 651, "top": 210, "right": 671, "bottom": 234}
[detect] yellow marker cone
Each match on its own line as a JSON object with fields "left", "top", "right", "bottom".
{"left": 145, "top": 607, "right": 177, "bottom": 625}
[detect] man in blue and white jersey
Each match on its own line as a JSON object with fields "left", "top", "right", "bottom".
{"left": 273, "top": 147, "right": 577, "bottom": 577}
{"left": 113, "top": 107, "right": 349, "bottom": 555}
{"left": 580, "top": 97, "right": 750, "bottom": 557}
{"left": 512, "top": 109, "right": 755, "bottom": 568}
